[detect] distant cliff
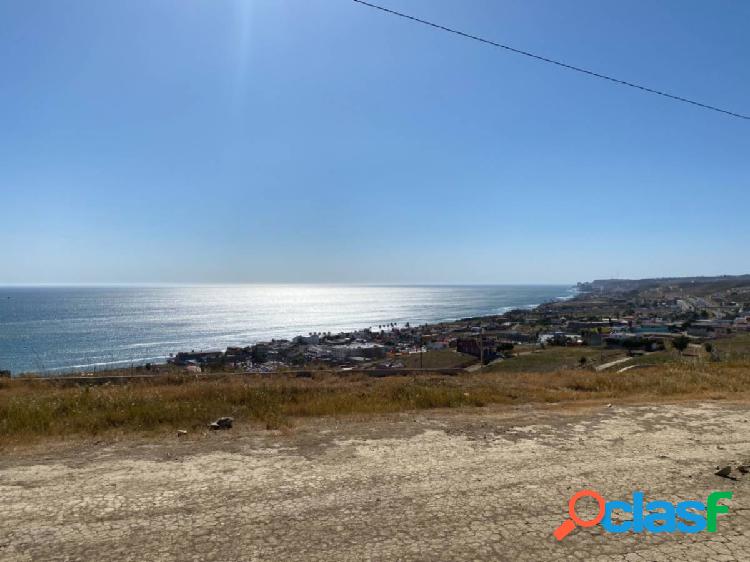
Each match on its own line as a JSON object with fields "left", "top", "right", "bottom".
{"left": 577, "top": 274, "right": 750, "bottom": 294}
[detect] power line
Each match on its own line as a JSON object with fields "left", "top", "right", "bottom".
{"left": 352, "top": 0, "right": 749, "bottom": 121}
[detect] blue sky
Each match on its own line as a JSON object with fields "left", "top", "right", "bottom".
{"left": 1, "top": 0, "right": 748, "bottom": 284}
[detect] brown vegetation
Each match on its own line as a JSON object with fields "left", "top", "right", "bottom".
{"left": 2, "top": 359, "right": 750, "bottom": 446}
{"left": 395, "top": 349, "right": 477, "bottom": 369}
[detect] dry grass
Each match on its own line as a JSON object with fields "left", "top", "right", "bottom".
{"left": 484, "top": 346, "right": 624, "bottom": 373}
{"left": 395, "top": 350, "right": 477, "bottom": 369}
{"left": 2, "top": 360, "right": 750, "bottom": 445}
{"left": 713, "top": 333, "right": 750, "bottom": 361}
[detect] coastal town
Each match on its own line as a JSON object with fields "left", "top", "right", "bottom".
{"left": 165, "top": 275, "right": 750, "bottom": 375}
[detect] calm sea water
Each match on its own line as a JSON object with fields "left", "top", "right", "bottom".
{"left": 0, "top": 285, "right": 573, "bottom": 374}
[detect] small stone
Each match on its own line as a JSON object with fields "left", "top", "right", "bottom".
{"left": 715, "top": 465, "right": 732, "bottom": 478}
{"left": 737, "top": 465, "right": 750, "bottom": 474}
{"left": 209, "top": 417, "right": 234, "bottom": 430}
{"left": 606, "top": 403, "right": 613, "bottom": 408}
{"left": 177, "top": 430, "right": 188, "bottom": 437}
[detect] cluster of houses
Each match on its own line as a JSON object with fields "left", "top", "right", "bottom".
{"left": 530, "top": 290, "right": 750, "bottom": 355}
{"left": 169, "top": 321, "right": 539, "bottom": 371}
{"left": 170, "top": 329, "right": 399, "bottom": 371}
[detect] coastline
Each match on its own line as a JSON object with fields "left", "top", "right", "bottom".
{"left": 3, "top": 284, "right": 575, "bottom": 376}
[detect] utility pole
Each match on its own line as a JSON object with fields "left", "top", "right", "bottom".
{"left": 420, "top": 333, "right": 423, "bottom": 369}
{"left": 480, "top": 327, "right": 484, "bottom": 365}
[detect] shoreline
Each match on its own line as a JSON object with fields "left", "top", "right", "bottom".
{"left": 8, "top": 286, "right": 577, "bottom": 377}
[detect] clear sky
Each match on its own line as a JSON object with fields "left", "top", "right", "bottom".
{"left": 1, "top": 0, "right": 748, "bottom": 285}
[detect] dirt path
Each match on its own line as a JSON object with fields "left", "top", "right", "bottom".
{"left": 1, "top": 401, "right": 750, "bottom": 561}
{"left": 595, "top": 357, "right": 632, "bottom": 372}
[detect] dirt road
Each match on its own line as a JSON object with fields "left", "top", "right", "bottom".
{"left": 2, "top": 401, "right": 749, "bottom": 561}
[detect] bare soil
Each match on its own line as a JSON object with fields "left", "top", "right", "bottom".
{"left": 2, "top": 401, "right": 750, "bottom": 561}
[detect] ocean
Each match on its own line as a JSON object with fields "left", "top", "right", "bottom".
{"left": 0, "top": 284, "right": 573, "bottom": 375}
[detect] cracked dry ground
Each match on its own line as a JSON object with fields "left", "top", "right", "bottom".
{"left": 2, "top": 402, "right": 750, "bottom": 561}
